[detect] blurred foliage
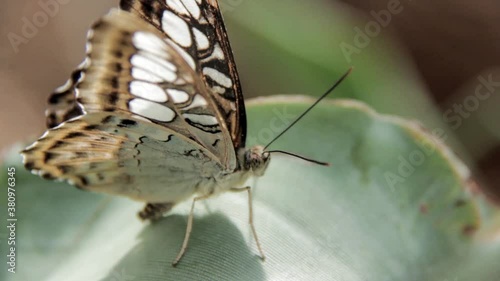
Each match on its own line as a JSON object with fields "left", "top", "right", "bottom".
{"left": 221, "top": 0, "right": 473, "bottom": 165}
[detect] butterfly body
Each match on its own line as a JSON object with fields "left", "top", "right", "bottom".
{"left": 22, "top": 0, "right": 276, "bottom": 265}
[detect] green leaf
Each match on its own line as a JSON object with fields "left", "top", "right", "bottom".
{"left": 2, "top": 97, "right": 499, "bottom": 281}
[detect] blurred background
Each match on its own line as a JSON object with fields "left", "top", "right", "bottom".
{"left": 1, "top": 0, "right": 499, "bottom": 199}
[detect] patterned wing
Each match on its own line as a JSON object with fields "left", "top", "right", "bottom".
{"left": 76, "top": 9, "right": 237, "bottom": 170}
{"left": 45, "top": 67, "right": 85, "bottom": 128}
{"left": 22, "top": 112, "right": 222, "bottom": 203}
{"left": 120, "top": 0, "right": 247, "bottom": 149}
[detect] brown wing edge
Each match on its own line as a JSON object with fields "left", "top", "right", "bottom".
{"left": 206, "top": 0, "right": 247, "bottom": 149}
{"left": 45, "top": 68, "right": 85, "bottom": 128}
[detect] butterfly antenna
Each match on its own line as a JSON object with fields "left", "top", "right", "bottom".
{"left": 267, "top": 150, "right": 330, "bottom": 166}
{"left": 264, "top": 67, "right": 353, "bottom": 150}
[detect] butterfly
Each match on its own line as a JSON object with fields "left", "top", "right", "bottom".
{"left": 21, "top": 0, "right": 347, "bottom": 266}
{"left": 22, "top": 0, "right": 269, "bottom": 266}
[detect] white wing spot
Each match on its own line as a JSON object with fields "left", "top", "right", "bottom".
{"left": 129, "top": 98, "right": 175, "bottom": 122}
{"left": 193, "top": 27, "right": 209, "bottom": 50}
{"left": 166, "top": 39, "right": 196, "bottom": 69}
{"left": 87, "top": 29, "right": 94, "bottom": 39}
{"left": 200, "top": 44, "right": 225, "bottom": 63}
{"left": 139, "top": 51, "right": 177, "bottom": 72}
{"left": 166, "top": 0, "right": 189, "bottom": 16}
{"left": 130, "top": 81, "right": 168, "bottom": 102}
{"left": 132, "top": 32, "right": 170, "bottom": 59}
{"left": 131, "top": 68, "right": 164, "bottom": 83}
{"left": 203, "top": 67, "right": 232, "bottom": 88}
{"left": 85, "top": 42, "right": 93, "bottom": 54}
{"left": 183, "top": 94, "right": 208, "bottom": 110}
{"left": 131, "top": 54, "right": 176, "bottom": 82}
{"left": 211, "top": 86, "right": 226, "bottom": 95}
{"left": 55, "top": 79, "right": 72, "bottom": 93}
{"left": 181, "top": 0, "right": 201, "bottom": 18}
{"left": 162, "top": 10, "right": 192, "bottom": 48}
{"left": 183, "top": 113, "right": 218, "bottom": 126}
{"left": 80, "top": 57, "right": 91, "bottom": 68}
{"left": 167, "top": 89, "right": 190, "bottom": 103}
{"left": 212, "top": 44, "right": 225, "bottom": 60}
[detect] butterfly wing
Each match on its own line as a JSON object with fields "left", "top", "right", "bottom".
{"left": 76, "top": 9, "right": 237, "bottom": 170}
{"left": 45, "top": 68, "right": 85, "bottom": 128}
{"left": 120, "top": 0, "right": 247, "bottom": 149}
{"left": 23, "top": 111, "right": 221, "bottom": 203}
{"left": 23, "top": 9, "right": 245, "bottom": 201}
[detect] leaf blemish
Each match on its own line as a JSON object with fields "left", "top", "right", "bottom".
{"left": 419, "top": 203, "right": 429, "bottom": 214}
{"left": 462, "top": 225, "right": 478, "bottom": 237}
{"left": 454, "top": 199, "right": 467, "bottom": 208}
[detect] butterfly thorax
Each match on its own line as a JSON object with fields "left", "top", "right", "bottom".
{"left": 239, "top": 146, "right": 271, "bottom": 177}
{"left": 197, "top": 146, "right": 270, "bottom": 197}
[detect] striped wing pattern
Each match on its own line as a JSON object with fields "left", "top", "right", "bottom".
{"left": 23, "top": 1, "right": 247, "bottom": 194}
{"left": 77, "top": 10, "right": 236, "bottom": 169}
{"left": 45, "top": 0, "right": 245, "bottom": 152}
{"left": 45, "top": 68, "right": 85, "bottom": 128}
{"left": 23, "top": 111, "right": 221, "bottom": 203}
{"left": 120, "top": 0, "right": 247, "bottom": 149}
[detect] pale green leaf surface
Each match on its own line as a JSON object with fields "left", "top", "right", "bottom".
{"left": 1, "top": 97, "right": 499, "bottom": 281}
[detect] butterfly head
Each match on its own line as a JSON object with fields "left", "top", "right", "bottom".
{"left": 241, "top": 146, "right": 271, "bottom": 177}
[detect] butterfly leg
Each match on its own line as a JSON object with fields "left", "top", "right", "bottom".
{"left": 172, "top": 194, "right": 211, "bottom": 267}
{"left": 138, "top": 203, "right": 174, "bottom": 221}
{"left": 230, "top": 186, "right": 266, "bottom": 261}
